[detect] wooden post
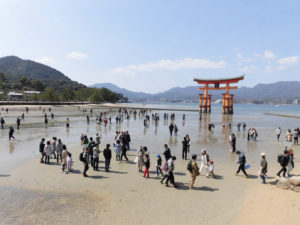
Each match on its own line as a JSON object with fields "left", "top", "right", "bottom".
{"left": 199, "top": 94, "right": 203, "bottom": 113}
{"left": 208, "top": 95, "right": 212, "bottom": 113}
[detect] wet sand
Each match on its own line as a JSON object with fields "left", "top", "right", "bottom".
{"left": 0, "top": 104, "right": 300, "bottom": 225}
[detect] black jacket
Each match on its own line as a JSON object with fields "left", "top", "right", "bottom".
{"left": 103, "top": 148, "right": 112, "bottom": 159}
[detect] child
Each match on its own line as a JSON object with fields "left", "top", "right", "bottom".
{"left": 61, "top": 145, "right": 68, "bottom": 173}
{"left": 208, "top": 161, "right": 216, "bottom": 178}
{"left": 143, "top": 154, "right": 150, "bottom": 178}
{"left": 156, "top": 154, "right": 163, "bottom": 176}
{"left": 66, "top": 152, "right": 73, "bottom": 174}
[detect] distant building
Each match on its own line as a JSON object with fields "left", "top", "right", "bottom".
{"left": 7, "top": 91, "right": 23, "bottom": 101}
{"left": 293, "top": 99, "right": 299, "bottom": 105}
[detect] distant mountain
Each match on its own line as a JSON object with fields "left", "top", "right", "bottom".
{"left": 91, "top": 81, "right": 300, "bottom": 103}
{"left": 0, "top": 56, "right": 85, "bottom": 91}
{"left": 90, "top": 83, "right": 151, "bottom": 100}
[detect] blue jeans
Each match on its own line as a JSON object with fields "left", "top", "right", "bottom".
{"left": 105, "top": 159, "right": 110, "bottom": 171}
{"left": 260, "top": 174, "right": 266, "bottom": 183}
{"left": 156, "top": 166, "right": 163, "bottom": 176}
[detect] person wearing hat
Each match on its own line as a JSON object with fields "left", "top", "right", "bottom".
{"left": 235, "top": 151, "right": 248, "bottom": 178}
{"left": 156, "top": 154, "right": 163, "bottom": 176}
{"left": 189, "top": 154, "right": 200, "bottom": 189}
{"left": 259, "top": 153, "right": 268, "bottom": 183}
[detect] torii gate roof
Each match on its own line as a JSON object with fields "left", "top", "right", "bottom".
{"left": 194, "top": 75, "right": 245, "bottom": 84}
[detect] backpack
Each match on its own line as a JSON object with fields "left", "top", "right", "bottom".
{"left": 187, "top": 160, "right": 193, "bottom": 173}
{"left": 277, "top": 154, "right": 284, "bottom": 164}
{"left": 206, "top": 154, "right": 210, "bottom": 163}
{"left": 79, "top": 152, "right": 85, "bottom": 163}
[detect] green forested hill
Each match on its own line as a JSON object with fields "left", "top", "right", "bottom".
{"left": 0, "top": 56, "right": 85, "bottom": 91}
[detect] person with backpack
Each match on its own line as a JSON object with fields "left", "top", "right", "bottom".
{"left": 103, "top": 144, "right": 112, "bottom": 172}
{"left": 277, "top": 150, "right": 289, "bottom": 177}
{"left": 259, "top": 153, "right": 268, "bottom": 184}
{"left": 188, "top": 155, "right": 200, "bottom": 189}
{"left": 199, "top": 150, "right": 209, "bottom": 177}
{"left": 235, "top": 151, "right": 248, "bottom": 178}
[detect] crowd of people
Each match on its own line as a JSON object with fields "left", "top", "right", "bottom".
{"left": 3, "top": 106, "right": 293, "bottom": 189}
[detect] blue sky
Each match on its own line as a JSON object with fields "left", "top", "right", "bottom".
{"left": 0, "top": 0, "right": 300, "bottom": 93}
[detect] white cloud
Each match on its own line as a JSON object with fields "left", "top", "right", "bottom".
{"left": 35, "top": 56, "right": 56, "bottom": 65}
{"left": 110, "top": 58, "right": 227, "bottom": 74}
{"left": 239, "top": 65, "right": 257, "bottom": 73}
{"left": 66, "top": 51, "right": 88, "bottom": 60}
{"left": 264, "top": 50, "right": 276, "bottom": 59}
{"left": 278, "top": 56, "right": 298, "bottom": 70}
{"left": 265, "top": 65, "right": 273, "bottom": 73}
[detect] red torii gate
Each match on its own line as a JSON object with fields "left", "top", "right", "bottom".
{"left": 194, "top": 75, "right": 244, "bottom": 114}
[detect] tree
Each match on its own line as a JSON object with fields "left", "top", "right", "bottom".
{"left": 40, "top": 88, "right": 60, "bottom": 102}
{"left": 61, "top": 88, "right": 75, "bottom": 101}
{"left": 31, "top": 80, "right": 44, "bottom": 91}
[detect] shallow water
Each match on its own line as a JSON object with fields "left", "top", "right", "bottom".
{"left": 0, "top": 103, "right": 299, "bottom": 173}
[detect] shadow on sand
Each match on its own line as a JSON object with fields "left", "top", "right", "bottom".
{"left": 0, "top": 174, "right": 10, "bottom": 177}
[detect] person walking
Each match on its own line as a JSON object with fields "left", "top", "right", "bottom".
{"left": 293, "top": 129, "right": 298, "bottom": 145}
{"left": 199, "top": 150, "right": 209, "bottom": 177}
{"left": 189, "top": 154, "right": 200, "bottom": 189}
{"left": 235, "top": 151, "right": 248, "bottom": 178}
{"left": 143, "top": 154, "right": 150, "bottom": 178}
{"left": 287, "top": 149, "right": 294, "bottom": 177}
{"left": 8, "top": 126, "right": 15, "bottom": 140}
{"left": 16, "top": 117, "right": 21, "bottom": 130}
{"left": 165, "top": 156, "right": 177, "bottom": 188}
{"left": 174, "top": 124, "right": 179, "bottom": 136}
{"left": 169, "top": 123, "right": 174, "bottom": 136}
{"left": 120, "top": 141, "right": 128, "bottom": 161}
{"left": 163, "top": 144, "right": 171, "bottom": 162}
{"left": 39, "top": 138, "right": 45, "bottom": 163}
{"left": 103, "top": 144, "right": 112, "bottom": 172}
{"left": 277, "top": 150, "right": 289, "bottom": 177}
{"left": 275, "top": 127, "right": 281, "bottom": 141}
{"left": 229, "top": 133, "right": 236, "bottom": 153}
{"left": 156, "top": 154, "right": 163, "bottom": 176}
{"left": 114, "top": 140, "right": 121, "bottom": 162}
{"left": 259, "top": 153, "right": 268, "bottom": 184}
{"left": 1, "top": 117, "right": 5, "bottom": 129}
{"left": 137, "top": 146, "right": 144, "bottom": 172}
